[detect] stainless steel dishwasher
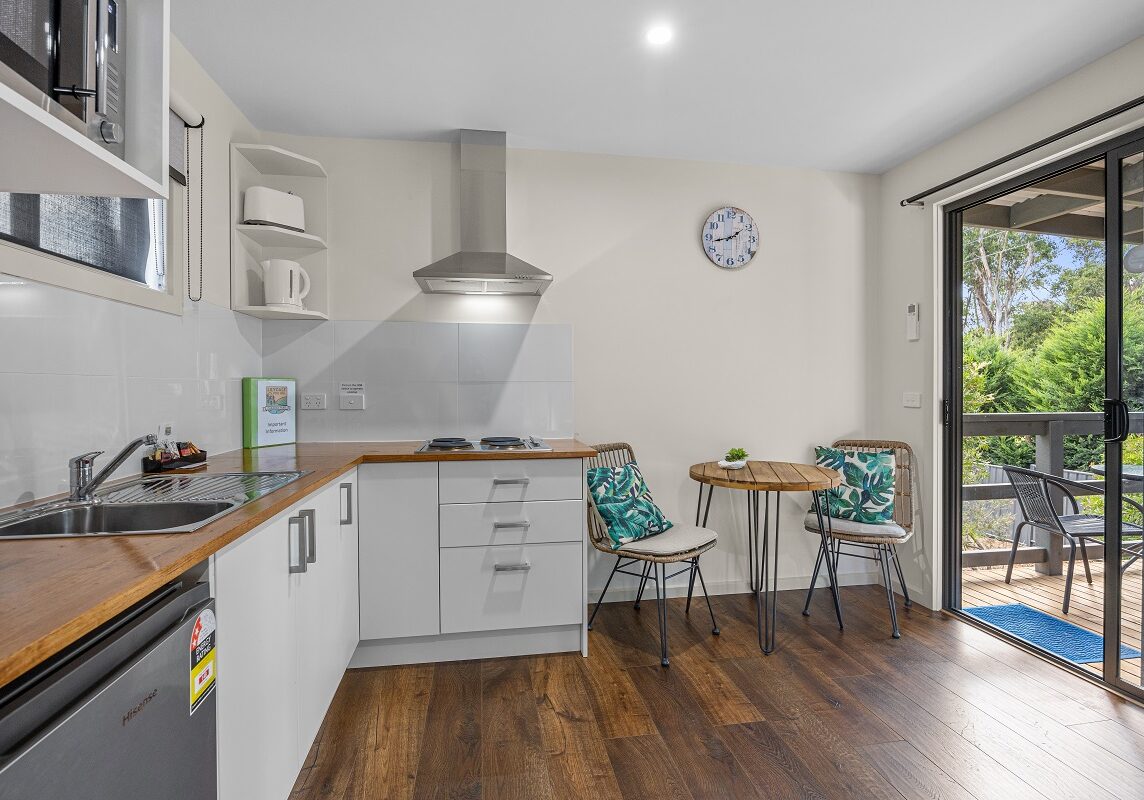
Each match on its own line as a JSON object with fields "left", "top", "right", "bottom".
{"left": 0, "top": 580, "right": 217, "bottom": 799}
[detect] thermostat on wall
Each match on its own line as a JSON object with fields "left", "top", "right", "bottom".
{"left": 906, "top": 302, "right": 920, "bottom": 341}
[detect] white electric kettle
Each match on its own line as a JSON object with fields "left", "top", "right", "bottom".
{"left": 261, "top": 259, "right": 310, "bottom": 308}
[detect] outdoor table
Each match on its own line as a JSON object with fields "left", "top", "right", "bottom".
{"left": 688, "top": 460, "right": 843, "bottom": 654}
{"left": 1092, "top": 464, "right": 1144, "bottom": 480}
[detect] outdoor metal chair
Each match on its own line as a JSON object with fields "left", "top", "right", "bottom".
{"left": 803, "top": 439, "right": 918, "bottom": 639}
{"left": 1002, "top": 465, "right": 1144, "bottom": 614}
{"left": 586, "top": 442, "right": 719, "bottom": 667}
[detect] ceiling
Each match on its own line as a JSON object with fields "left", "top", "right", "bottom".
{"left": 173, "top": 1, "right": 1144, "bottom": 175}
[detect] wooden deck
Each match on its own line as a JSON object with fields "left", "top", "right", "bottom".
{"left": 963, "top": 559, "right": 1143, "bottom": 687}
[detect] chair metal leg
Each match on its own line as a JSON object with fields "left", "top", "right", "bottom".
{"left": 1063, "top": 535, "right": 1076, "bottom": 615}
{"left": 588, "top": 557, "right": 621, "bottom": 630}
{"left": 634, "top": 561, "right": 651, "bottom": 610}
{"left": 802, "top": 540, "right": 826, "bottom": 616}
{"left": 878, "top": 544, "right": 901, "bottom": 639}
{"left": 1005, "top": 522, "right": 1026, "bottom": 584}
{"left": 686, "top": 558, "right": 697, "bottom": 613}
{"left": 652, "top": 562, "right": 669, "bottom": 667}
{"left": 890, "top": 546, "right": 912, "bottom": 608}
{"left": 1079, "top": 537, "right": 1093, "bottom": 584}
{"left": 695, "top": 559, "right": 720, "bottom": 635}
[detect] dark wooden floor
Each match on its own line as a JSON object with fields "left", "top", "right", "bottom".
{"left": 291, "top": 586, "right": 1144, "bottom": 800}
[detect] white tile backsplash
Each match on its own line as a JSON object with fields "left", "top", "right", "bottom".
{"left": 458, "top": 323, "right": 573, "bottom": 382}
{"left": 0, "top": 274, "right": 576, "bottom": 506}
{"left": 264, "top": 320, "right": 575, "bottom": 443}
{"left": 334, "top": 321, "right": 459, "bottom": 384}
{"left": 458, "top": 381, "right": 575, "bottom": 439}
{"left": 0, "top": 272, "right": 262, "bottom": 508}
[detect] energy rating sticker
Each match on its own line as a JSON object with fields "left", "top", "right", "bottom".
{"left": 189, "top": 608, "right": 217, "bottom": 715}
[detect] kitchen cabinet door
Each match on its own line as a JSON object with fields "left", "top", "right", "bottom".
{"left": 214, "top": 508, "right": 304, "bottom": 800}
{"left": 295, "top": 479, "right": 347, "bottom": 761}
{"left": 358, "top": 462, "right": 440, "bottom": 639}
{"left": 337, "top": 470, "right": 360, "bottom": 664}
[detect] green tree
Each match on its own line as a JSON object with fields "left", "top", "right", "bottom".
{"left": 962, "top": 227, "right": 1061, "bottom": 344}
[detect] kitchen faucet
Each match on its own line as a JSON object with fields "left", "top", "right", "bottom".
{"left": 69, "top": 434, "right": 159, "bottom": 501}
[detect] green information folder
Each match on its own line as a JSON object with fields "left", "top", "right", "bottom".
{"left": 242, "top": 377, "right": 297, "bottom": 448}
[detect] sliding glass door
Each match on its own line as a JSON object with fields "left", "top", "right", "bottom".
{"left": 944, "top": 130, "right": 1144, "bottom": 701}
{"left": 1106, "top": 144, "right": 1144, "bottom": 696}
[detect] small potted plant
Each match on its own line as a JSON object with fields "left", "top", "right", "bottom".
{"left": 720, "top": 447, "right": 749, "bottom": 470}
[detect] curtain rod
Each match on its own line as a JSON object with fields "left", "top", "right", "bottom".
{"left": 900, "top": 91, "right": 1144, "bottom": 207}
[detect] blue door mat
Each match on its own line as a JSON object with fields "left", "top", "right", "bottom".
{"left": 964, "top": 603, "right": 1141, "bottom": 664}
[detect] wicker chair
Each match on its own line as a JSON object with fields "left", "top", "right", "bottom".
{"left": 586, "top": 442, "right": 720, "bottom": 667}
{"left": 1002, "top": 466, "right": 1144, "bottom": 614}
{"left": 803, "top": 439, "right": 918, "bottom": 639}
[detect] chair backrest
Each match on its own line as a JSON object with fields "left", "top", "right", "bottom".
{"left": 585, "top": 442, "right": 638, "bottom": 553}
{"left": 832, "top": 439, "right": 919, "bottom": 532}
{"left": 1002, "top": 465, "right": 1065, "bottom": 532}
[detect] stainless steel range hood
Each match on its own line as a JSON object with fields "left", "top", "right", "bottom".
{"left": 414, "top": 130, "right": 552, "bottom": 296}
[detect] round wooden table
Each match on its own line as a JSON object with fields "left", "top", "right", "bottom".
{"left": 689, "top": 460, "right": 843, "bottom": 654}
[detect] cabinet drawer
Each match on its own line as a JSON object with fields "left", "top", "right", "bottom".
{"left": 439, "top": 458, "right": 582, "bottom": 504}
{"left": 440, "top": 542, "right": 582, "bottom": 634}
{"left": 439, "top": 500, "right": 583, "bottom": 547}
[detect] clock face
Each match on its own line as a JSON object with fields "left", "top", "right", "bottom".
{"left": 702, "top": 206, "right": 759, "bottom": 269}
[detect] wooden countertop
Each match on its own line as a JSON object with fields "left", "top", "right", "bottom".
{"left": 0, "top": 439, "right": 595, "bottom": 688}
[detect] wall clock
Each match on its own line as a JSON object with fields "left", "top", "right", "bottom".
{"left": 702, "top": 206, "right": 759, "bottom": 269}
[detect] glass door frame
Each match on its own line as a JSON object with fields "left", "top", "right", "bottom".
{"left": 941, "top": 126, "right": 1144, "bottom": 702}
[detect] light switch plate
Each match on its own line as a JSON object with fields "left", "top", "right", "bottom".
{"left": 340, "top": 393, "right": 366, "bottom": 410}
{"left": 902, "top": 391, "right": 922, "bottom": 408}
{"left": 302, "top": 393, "right": 327, "bottom": 410}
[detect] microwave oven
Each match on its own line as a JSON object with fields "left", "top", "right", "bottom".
{"left": 0, "top": 0, "right": 127, "bottom": 158}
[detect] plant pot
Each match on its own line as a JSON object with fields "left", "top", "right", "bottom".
{"left": 719, "top": 459, "right": 747, "bottom": 470}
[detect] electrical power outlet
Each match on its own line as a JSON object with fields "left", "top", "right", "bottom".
{"left": 157, "top": 421, "right": 175, "bottom": 440}
{"left": 902, "top": 391, "right": 922, "bottom": 409}
{"left": 301, "top": 393, "right": 327, "bottom": 410}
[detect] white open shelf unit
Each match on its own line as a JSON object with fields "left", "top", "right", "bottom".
{"left": 230, "top": 143, "right": 329, "bottom": 320}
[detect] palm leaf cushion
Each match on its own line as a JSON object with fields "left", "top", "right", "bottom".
{"left": 814, "top": 446, "right": 896, "bottom": 524}
{"left": 586, "top": 462, "right": 673, "bottom": 549}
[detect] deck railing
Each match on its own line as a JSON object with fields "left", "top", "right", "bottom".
{"left": 962, "top": 411, "right": 1144, "bottom": 573}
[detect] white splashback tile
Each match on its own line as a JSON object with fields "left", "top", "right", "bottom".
{"left": 458, "top": 382, "right": 575, "bottom": 439}
{"left": 262, "top": 320, "right": 333, "bottom": 386}
{"left": 0, "top": 274, "right": 261, "bottom": 508}
{"left": 0, "top": 274, "right": 122, "bottom": 376}
{"left": 458, "top": 323, "right": 573, "bottom": 382}
{"left": 333, "top": 321, "right": 459, "bottom": 384}
{"left": 0, "top": 373, "right": 127, "bottom": 504}
{"left": 332, "top": 382, "right": 460, "bottom": 442}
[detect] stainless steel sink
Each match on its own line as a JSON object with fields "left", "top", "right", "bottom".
{"left": 0, "top": 471, "right": 306, "bottom": 540}
{"left": 0, "top": 501, "right": 238, "bottom": 539}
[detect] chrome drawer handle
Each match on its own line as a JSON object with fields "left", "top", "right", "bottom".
{"left": 494, "top": 562, "right": 532, "bottom": 572}
{"left": 301, "top": 509, "right": 317, "bottom": 564}
{"left": 340, "top": 482, "right": 353, "bottom": 525}
{"left": 288, "top": 516, "right": 307, "bottom": 574}
{"left": 492, "top": 477, "right": 530, "bottom": 485}
{"left": 493, "top": 520, "right": 531, "bottom": 530}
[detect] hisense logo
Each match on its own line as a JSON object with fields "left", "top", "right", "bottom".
{"left": 122, "top": 688, "right": 158, "bottom": 726}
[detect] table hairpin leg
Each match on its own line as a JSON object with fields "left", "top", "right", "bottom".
{"left": 754, "top": 491, "right": 782, "bottom": 653}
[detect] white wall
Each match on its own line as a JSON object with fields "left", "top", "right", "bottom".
{"left": 260, "top": 131, "right": 880, "bottom": 597}
{"left": 872, "top": 36, "right": 1144, "bottom": 608}
{"left": 0, "top": 38, "right": 260, "bottom": 507}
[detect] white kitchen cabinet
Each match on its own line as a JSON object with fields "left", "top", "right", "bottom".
{"left": 214, "top": 472, "right": 359, "bottom": 800}
{"left": 337, "top": 472, "right": 360, "bottom": 664}
{"left": 438, "top": 458, "right": 582, "bottom": 503}
{"left": 439, "top": 541, "right": 583, "bottom": 634}
{"left": 0, "top": 0, "right": 169, "bottom": 197}
{"left": 295, "top": 478, "right": 347, "bottom": 762}
{"left": 213, "top": 506, "right": 303, "bottom": 800}
{"left": 358, "top": 462, "right": 440, "bottom": 640}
